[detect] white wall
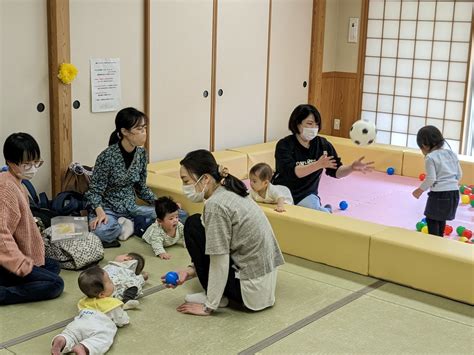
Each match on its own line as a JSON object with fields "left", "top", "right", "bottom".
{"left": 70, "top": 0, "right": 145, "bottom": 166}
{"left": 323, "top": 0, "right": 362, "bottom": 73}
{"left": 0, "top": 0, "right": 51, "bottom": 194}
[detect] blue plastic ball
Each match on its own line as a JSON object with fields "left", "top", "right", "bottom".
{"left": 0, "top": 166, "right": 8, "bottom": 172}
{"left": 421, "top": 218, "right": 426, "bottom": 223}
{"left": 339, "top": 201, "right": 348, "bottom": 210}
{"left": 386, "top": 167, "right": 395, "bottom": 175}
{"left": 165, "top": 271, "right": 179, "bottom": 286}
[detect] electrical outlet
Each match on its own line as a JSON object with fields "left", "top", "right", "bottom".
{"left": 334, "top": 119, "right": 340, "bottom": 130}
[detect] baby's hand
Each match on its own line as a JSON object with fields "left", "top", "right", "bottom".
{"left": 275, "top": 205, "right": 286, "bottom": 213}
{"left": 142, "top": 271, "right": 149, "bottom": 281}
{"left": 159, "top": 253, "right": 172, "bottom": 260}
{"left": 412, "top": 188, "right": 423, "bottom": 199}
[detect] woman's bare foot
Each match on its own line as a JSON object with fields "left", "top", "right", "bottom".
{"left": 51, "top": 336, "right": 66, "bottom": 355}
{"left": 72, "top": 343, "right": 88, "bottom": 355}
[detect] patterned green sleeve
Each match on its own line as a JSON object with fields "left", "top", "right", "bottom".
{"left": 135, "top": 149, "right": 156, "bottom": 203}
{"left": 84, "top": 151, "right": 109, "bottom": 210}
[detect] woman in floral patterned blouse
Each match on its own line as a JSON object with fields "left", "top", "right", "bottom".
{"left": 85, "top": 107, "right": 156, "bottom": 247}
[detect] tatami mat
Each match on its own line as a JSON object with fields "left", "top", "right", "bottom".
{"left": 0, "top": 237, "right": 190, "bottom": 345}
{"left": 261, "top": 295, "right": 474, "bottom": 354}
{"left": 368, "top": 283, "right": 474, "bottom": 326}
{"left": 279, "top": 254, "right": 378, "bottom": 292}
{"left": 6, "top": 271, "right": 353, "bottom": 354}
{"left": 1, "top": 237, "right": 472, "bottom": 354}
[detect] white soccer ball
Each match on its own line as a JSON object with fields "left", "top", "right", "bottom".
{"left": 349, "top": 120, "right": 376, "bottom": 146}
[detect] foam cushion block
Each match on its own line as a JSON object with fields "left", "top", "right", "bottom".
{"left": 228, "top": 141, "right": 277, "bottom": 174}
{"left": 148, "top": 151, "right": 248, "bottom": 180}
{"left": 369, "top": 227, "right": 474, "bottom": 305}
{"left": 260, "top": 204, "right": 387, "bottom": 275}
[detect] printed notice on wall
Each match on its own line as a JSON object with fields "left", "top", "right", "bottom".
{"left": 90, "top": 58, "right": 121, "bottom": 112}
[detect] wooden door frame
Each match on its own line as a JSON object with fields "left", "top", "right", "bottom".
{"left": 308, "top": 0, "right": 326, "bottom": 109}
{"left": 355, "top": 0, "right": 369, "bottom": 125}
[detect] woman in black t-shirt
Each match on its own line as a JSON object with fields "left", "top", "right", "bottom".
{"left": 273, "top": 104, "right": 374, "bottom": 212}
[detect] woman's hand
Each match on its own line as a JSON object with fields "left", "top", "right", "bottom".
{"left": 351, "top": 156, "right": 375, "bottom": 174}
{"left": 316, "top": 154, "right": 337, "bottom": 170}
{"left": 90, "top": 207, "right": 108, "bottom": 230}
{"left": 412, "top": 188, "right": 424, "bottom": 199}
{"left": 160, "top": 267, "right": 192, "bottom": 288}
{"left": 176, "top": 303, "right": 211, "bottom": 316}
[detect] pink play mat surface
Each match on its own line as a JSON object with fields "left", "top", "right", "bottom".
{"left": 244, "top": 172, "right": 474, "bottom": 236}
{"left": 318, "top": 171, "right": 474, "bottom": 234}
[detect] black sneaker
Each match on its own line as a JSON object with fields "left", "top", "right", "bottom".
{"left": 102, "top": 240, "right": 121, "bottom": 248}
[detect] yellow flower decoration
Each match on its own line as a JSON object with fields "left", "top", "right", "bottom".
{"left": 57, "top": 63, "right": 78, "bottom": 85}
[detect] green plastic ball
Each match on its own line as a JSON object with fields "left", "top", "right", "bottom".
{"left": 456, "top": 226, "right": 466, "bottom": 236}
{"left": 416, "top": 221, "right": 426, "bottom": 231}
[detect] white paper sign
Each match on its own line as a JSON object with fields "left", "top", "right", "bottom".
{"left": 90, "top": 58, "right": 121, "bottom": 112}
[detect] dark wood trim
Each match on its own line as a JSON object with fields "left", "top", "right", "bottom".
{"left": 47, "top": 0, "right": 72, "bottom": 196}
{"left": 144, "top": 0, "right": 150, "bottom": 152}
{"left": 263, "top": 0, "right": 272, "bottom": 143}
{"left": 322, "top": 71, "right": 358, "bottom": 79}
{"left": 355, "top": 0, "right": 369, "bottom": 124}
{"left": 209, "top": 0, "right": 218, "bottom": 151}
{"left": 308, "top": 0, "right": 325, "bottom": 109}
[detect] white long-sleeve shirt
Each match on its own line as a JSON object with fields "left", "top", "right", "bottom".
{"left": 419, "top": 148, "right": 462, "bottom": 192}
{"left": 205, "top": 254, "right": 278, "bottom": 311}
{"left": 249, "top": 183, "right": 293, "bottom": 205}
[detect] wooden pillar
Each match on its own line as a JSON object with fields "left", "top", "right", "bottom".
{"left": 355, "top": 0, "right": 369, "bottom": 124}
{"left": 308, "top": 0, "right": 326, "bottom": 109}
{"left": 47, "top": 0, "right": 72, "bottom": 196}
{"left": 144, "top": 0, "right": 150, "bottom": 151}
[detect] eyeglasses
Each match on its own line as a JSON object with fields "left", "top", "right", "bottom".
{"left": 20, "top": 160, "right": 44, "bottom": 170}
{"left": 130, "top": 125, "right": 147, "bottom": 134}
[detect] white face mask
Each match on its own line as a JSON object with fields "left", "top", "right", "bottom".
{"left": 302, "top": 127, "right": 318, "bottom": 141}
{"left": 20, "top": 165, "right": 38, "bottom": 180}
{"left": 182, "top": 175, "right": 207, "bottom": 203}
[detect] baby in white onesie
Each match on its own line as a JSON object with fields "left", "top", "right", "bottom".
{"left": 103, "top": 252, "right": 148, "bottom": 310}
{"left": 51, "top": 266, "right": 129, "bottom": 355}
{"left": 249, "top": 162, "right": 293, "bottom": 212}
